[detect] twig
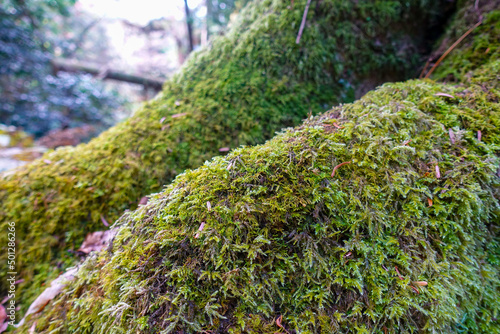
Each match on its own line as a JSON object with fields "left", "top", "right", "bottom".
{"left": 296, "top": 0, "right": 313, "bottom": 44}
{"left": 395, "top": 266, "right": 403, "bottom": 280}
{"left": 331, "top": 161, "right": 351, "bottom": 177}
{"left": 424, "top": 20, "right": 482, "bottom": 79}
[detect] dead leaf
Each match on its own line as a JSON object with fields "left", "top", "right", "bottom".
{"left": 478, "top": 130, "right": 482, "bottom": 142}
{"left": 434, "top": 92, "right": 455, "bottom": 98}
{"left": 207, "top": 201, "right": 212, "bottom": 211}
{"left": 77, "top": 229, "right": 117, "bottom": 254}
{"left": 427, "top": 198, "right": 433, "bottom": 207}
{"left": 139, "top": 196, "right": 149, "bottom": 206}
{"left": 414, "top": 281, "right": 428, "bottom": 286}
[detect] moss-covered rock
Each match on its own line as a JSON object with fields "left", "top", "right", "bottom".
{"left": 19, "top": 58, "right": 500, "bottom": 332}
{"left": 0, "top": 0, "right": 449, "bottom": 310}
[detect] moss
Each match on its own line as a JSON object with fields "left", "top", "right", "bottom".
{"left": 431, "top": 2, "right": 500, "bottom": 82}
{"left": 19, "top": 59, "right": 500, "bottom": 332}
{"left": 0, "top": 0, "right": 448, "bottom": 311}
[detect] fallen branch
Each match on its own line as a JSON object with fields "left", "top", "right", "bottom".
{"left": 51, "top": 58, "right": 165, "bottom": 90}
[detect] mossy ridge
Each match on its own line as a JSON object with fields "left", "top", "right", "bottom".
{"left": 431, "top": 1, "right": 500, "bottom": 82}
{"left": 0, "top": 0, "right": 448, "bottom": 310}
{"left": 21, "top": 60, "right": 500, "bottom": 333}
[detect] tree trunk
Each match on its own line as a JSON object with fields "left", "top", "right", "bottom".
{"left": 184, "top": 0, "right": 194, "bottom": 52}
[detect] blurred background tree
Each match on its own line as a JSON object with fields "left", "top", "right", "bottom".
{"left": 0, "top": 0, "right": 252, "bottom": 139}
{"left": 205, "top": 0, "right": 250, "bottom": 38}
{"left": 0, "top": 0, "right": 122, "bottom": 137}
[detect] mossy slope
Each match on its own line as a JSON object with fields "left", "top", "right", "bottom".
{"left": 431, "top": 0, "right": 500, "bottom": 82}
{"left": 0, "top": 0, "right": 448, "bottom": 308}
{"left": 21, "top": 59, "right": 500, "bottom": 333}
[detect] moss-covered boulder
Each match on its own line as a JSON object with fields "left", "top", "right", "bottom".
{"left": 0, "top": 0, "right": 449, "bottom": 309}
{"left": 19, "top": 58, "right": 500, "bottom": 332}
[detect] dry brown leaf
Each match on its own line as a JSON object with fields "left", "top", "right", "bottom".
{"left": 139, "top": 196, "right": 149, "bottom": 206}
{"left": 77, "top": 229, "right": 117, "bottom": 254}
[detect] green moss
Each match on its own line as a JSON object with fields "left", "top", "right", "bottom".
{"left": 0, "top": 0, "right": 448, "bottom": 310}
{"left": 431, "top": 4, "right": 500, "bottom": 82}
{"left": 20, "top": 59, "right": 500, "bottom": 332}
